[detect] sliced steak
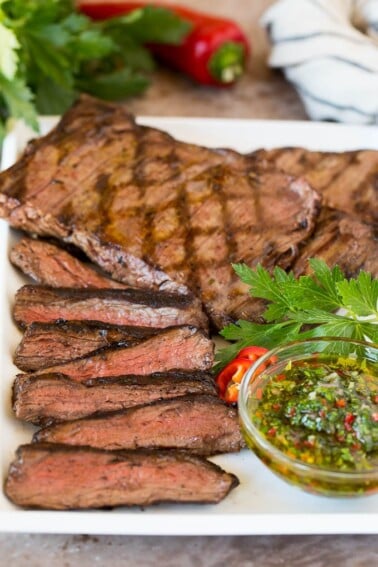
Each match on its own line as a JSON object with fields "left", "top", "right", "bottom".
{"left": 10, "top": 237, "right": 128, "bottom": 288}
{"left": 13, "top": 285, "right": 208, "bottom": 330}
{"left": 5, "top": 444, "right": 239, "bottom": 509}
{"left": 31, "top": 326, "right": 214, "bottom": 381}
{"left": 293, "top": 208, "right": 378, "bottom": 278}
{"left": 13, "top": 371, "right": 217, "bottom": 425}
{"left": 33, "top": 395, "right": 243, "bottom": 455}
{"left": 252, "top": 148, "right": 378, "bottom": 228}
{"left": 14, "top": 320, "right": 160, "bottom": 371}
{"left": 0, "top": 96, "right": 321, "bottom": 328}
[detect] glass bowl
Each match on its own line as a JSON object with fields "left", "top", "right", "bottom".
{"left": 238, "top": 337, "right": 378, "bottom": 497}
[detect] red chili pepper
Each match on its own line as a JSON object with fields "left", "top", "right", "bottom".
{"left": 79, "top": 2, "right": 250, "bottom": 86}
{"left": 224, "top": 382, "right": 240, "bottom": 404}
{"left": 216, "top": 345, "right": 277, "bottom": 404}
{"left": 237, "top": 346, "right": 277, "bottom": 369}
{"left": 216, "top": 357, "right": 251, "bottom": 399}
{"left": 237, "top": 346, "right": 268, "bottom": 361}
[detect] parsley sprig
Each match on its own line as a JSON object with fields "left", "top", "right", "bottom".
{"left": 0, "top": 0, "right": 190, "bottom": 140}
{"left": 215, "top": 259, "right": 378, "bottom": 370}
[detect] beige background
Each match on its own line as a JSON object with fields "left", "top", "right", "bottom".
{"left": 1, "top": 1, "right": 377, "bottom": 565}
{"left": 121, "top": 0, "right": 308, "bottom": 120}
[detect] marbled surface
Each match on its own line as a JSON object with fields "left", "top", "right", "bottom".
{"left": 1, "top": 1, "right": 377, "bottom": 565}
{"left": 0, "top": 533, "right": 377, "bottom": 566}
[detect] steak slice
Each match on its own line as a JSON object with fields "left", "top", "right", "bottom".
{"left": 0, "top": 95, "right": 321, "bottom": 328}
{"left": 32, "top": 326, "right": 214, "bottom": 381}
{"left": 13, "top": 285, "right": 208, "bottom": 330}
{"left": 293, "top": 208, "right": 378, "bottom": 278}
{"left": 13, "top": 371, "right": 217, "bottom": 425}
{"left": 5, "top": 444, "right": 239, "bottom": 509}
{"left": 251, "top": 148, "right": 378, "bottom": 228}
{"left": 14, "top": 320, "right": 160, "bottom": 371}
{"left": 10, "top": 237, "right": 128, "bottom": 288}
{"left": 33, "top": 395, "right": 243, "bottom": 455}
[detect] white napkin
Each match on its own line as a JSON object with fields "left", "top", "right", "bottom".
{"left": 262, "top": 0, "right": 378, "bottom": 124}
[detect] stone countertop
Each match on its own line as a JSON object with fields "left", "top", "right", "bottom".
{"left": 1, "top": 1, "right": 377, "bottom": 565}
{"left": 1, "top": 533, "right": 377, "bottom": 566}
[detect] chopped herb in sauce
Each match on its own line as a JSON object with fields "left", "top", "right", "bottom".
{"left": 252, "top": 358, "right": 378, "bottom": 471}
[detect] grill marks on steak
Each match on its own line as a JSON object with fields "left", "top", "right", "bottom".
{"left": 14, "top": 320, "right": 159, "bottom": 371}
{"left": 250, "top": 149, "right": 378, "bottom": 279}
{"left": 10, "top": 237, "right": 128, "bottom": 289}
{"left": 31, "top": 326, "right": 214, "bottom": 381}
{"left": 0, "top": 96, "right": 321, "bottom": 328}
{"left": 13, "top": 285, "right": 208, "bottom": 330}
{"left": 251, "top": 148, "right": 378, "bottom": 228}
{"left": 5, "top": 444, "right": 239, "bottom": 509}
{"left": 186, "top": 165, "right": 320, "bottom": 327}
{"left": 293, "top": 208, "right": 378, "bottom": 278}
{"left": 33, "top": 395, "right": 243, "bottom": 455}
{"left": 13, "top": 371, "right": 217, "bottom": 425}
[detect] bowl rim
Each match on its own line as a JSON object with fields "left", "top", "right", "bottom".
{"left": 238, "top": 336, "right": 378, "bottom": 481}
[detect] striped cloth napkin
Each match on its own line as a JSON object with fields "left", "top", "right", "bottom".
{"left": 262, "top": 0, "right": 378, "bottom": 124}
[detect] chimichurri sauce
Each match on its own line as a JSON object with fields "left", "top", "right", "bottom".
{"left": 252, "top": 358, "right": 378, "bottom": 471}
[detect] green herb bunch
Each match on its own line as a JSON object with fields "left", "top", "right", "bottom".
{"left": 0, "top": 0, "right": 190, "bottom": 139}
{"left": 216, "top": 259, "right": 378, "bottom": 370}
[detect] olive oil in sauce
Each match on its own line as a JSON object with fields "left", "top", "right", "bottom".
{"left": 251, "top": 357, "right": 378, "bottom": 472}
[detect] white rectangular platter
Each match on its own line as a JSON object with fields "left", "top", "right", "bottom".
{"left": 0, "top": 116, "right": 377, "bottom": 535}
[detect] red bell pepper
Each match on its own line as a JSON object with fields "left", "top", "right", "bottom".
{"left": 79, "top": 2, "right": 250, "bottom": 86}
{"left": 237, "top": 346, "right": 271, "bottom": 361}
{"left": 216, "top": 346, "right": 277, "bottom": 404}
{"left": 216, "top": 358, "right": 251, "bottom": 403}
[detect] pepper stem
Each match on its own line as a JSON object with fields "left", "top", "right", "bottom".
{"left": 208, "top": 41, "right": 246, "bottom": 84}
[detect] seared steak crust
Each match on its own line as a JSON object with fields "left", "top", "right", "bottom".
{"left": 13, "top": 285, "right": 208, "bottom": 330}
{"left": 0, "top": 96, "right": 321, "bottom": 328}
{"left": 293, "top": 208, "right": 378, "bottom": 278}
{"left": 251, "top": 148, "right": 378, "bottom": 228}
{"left": 31, "top": 326, "right": 214, "bottom": 381}
{"left": 5, "top": 443, "right": 239, "bottom": 509}
{"left": 33, "top": 395, "right": 243, "bottom": 455}
{"left": 13, "top": 371, "right": 217, "bottom": 424}
{"left": 14, "top": 320, "right": 159, "bottom": 371}
{"left": 10, "top": 237, "right": 128, "bottom": 288}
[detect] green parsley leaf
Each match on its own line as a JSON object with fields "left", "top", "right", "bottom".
{"left": 337, "top": 271, "right": 378, "bottom": 318}
{"left": 0, "top": 72, "right": 38, "bottom": 131}
{"left": 102, "top": 6, "right": 191, "bottom": 45}
{"left": 0, "top": 0, "right": 190, "bottom": 134}
{"left": 78, "top": 67, "right": 149, "bottom": 100}
{"left": 233, "top": 263, "right": 296, "bottom": 321}
{"left": 21, "top": 33, "right": 73, "bottom": 88}
{"left": 34, "top": 76, "right": 76, "bottom": 115}
{"left": 214, "top": 319, "right": 301, "bottom": 372}
{"left": 217, "top": 260, "right": 378, "bottom": 369}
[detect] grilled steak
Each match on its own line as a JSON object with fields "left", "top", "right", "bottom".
{"left": 5, "top": 443, "right": 239, "bottom": 509}
{"left": 293, "top": 208, "right": 378, "bottom": 277}
{"left": 0, "top": 96, "right": 321, "bottom": 328}
{"left": 251, "top": 148, "right": 378, "bottom": 228}
{"left": 10, "top": 237, "right": 128, "bottom": 288}
{"left": 33, "top": 395, "right": 243, "bottom": 455}
{"left": 31, "top": 326, "right": 214, "bottom": 381}
{"left": 13, "top": 371, "right": 217, "bottom": 424}
{"left": 14, "top": 320, "right": 160, "bottom": 371}
{"left": 13, "top": 285, "right": 208, "bottom": 330}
